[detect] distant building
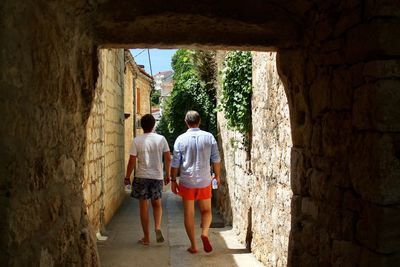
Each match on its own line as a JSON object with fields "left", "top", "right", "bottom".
{"left": 124, "top": 50, "right": 153, "bottom": 136}
{"left": 153, "top": 70, "right": 173, "bottom": 115}
{"left": 151, "top": 107, "right": 161, "bottom": 121}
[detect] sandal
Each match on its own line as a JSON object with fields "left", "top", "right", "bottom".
{"left": 201, "top": 235, "right": 212, "bottom": 253}
{"left": 155, "top": 229, "right": 165, "bottom": 243}
{"left": 138, "top": 238, "right": 150, "bottom": 246}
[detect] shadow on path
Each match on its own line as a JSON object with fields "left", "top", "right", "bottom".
{"left": 98, "top": 186, "right": 265, "bottom": 267}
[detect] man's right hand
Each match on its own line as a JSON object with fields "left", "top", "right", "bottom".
{"left": 171, "top": 181, "right": 179, "bottom": 194}
{"left": 124, "top": 177, "right": 130, "bottom": 185}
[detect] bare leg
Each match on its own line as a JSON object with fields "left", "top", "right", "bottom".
{"left": 151, "top": 198, "right": 162, "bottom": 230}
{"left": 139, "top": 199, "right": 150, "bottom": 243}
{"left": 183, "top": 199, "right": 197, "bottom": 252}
{"left": 152, "top": 198, "right": 165, "bottom": 242}
{"left": 198, "top": 198, "right": 212, "bottom": 236}
{"left": 198, "top": 198, "right": 213, "bottom": 252}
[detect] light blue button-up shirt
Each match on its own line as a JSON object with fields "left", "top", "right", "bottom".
{"left": 171, "top": 128, "right": 220, "bottom": 188}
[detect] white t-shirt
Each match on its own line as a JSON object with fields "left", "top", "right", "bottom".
{"left": 129, "top": 133, "right": 170, "bottom": 180}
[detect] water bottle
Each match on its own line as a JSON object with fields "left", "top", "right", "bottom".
{"left": 124, "top": 177, "right": 131, "bottom": 193}
{"left": 212, "top": 178, "right": 218, "bottom": 189}
{"left": 125, "top": 183, "right": 131, "bottom": 193}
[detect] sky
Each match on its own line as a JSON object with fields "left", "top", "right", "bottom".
{"left": 129, "top": 49, "right": 177, "bottom": 76}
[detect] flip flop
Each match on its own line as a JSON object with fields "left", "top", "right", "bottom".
{"left": 201, "top": 235, "right": 212, "bottom": 253}
{"left": 138, "top": 238, "right": 150, "bottom": 246}
{"left": 155, "top": 229, "right": 165, "bottom": 243}
{"left": 187, "top": 247, "right": 198, "bottom": 254}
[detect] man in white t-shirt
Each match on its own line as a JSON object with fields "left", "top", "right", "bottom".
{"left": 124, "top": 114, "right": 171, "bottom": 245}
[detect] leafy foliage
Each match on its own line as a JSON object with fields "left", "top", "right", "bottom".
{"left": 156, "top": 49, "right": 217, "bottom": 149}
{"left": 219, "top": 51, "right": 252, "bottom": 135}
{"left": 151, "top": 89, "right": 161, "bottom": 106}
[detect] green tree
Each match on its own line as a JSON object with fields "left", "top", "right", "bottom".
{"left": 156, "top": 49, "right": 217, "bottom": 149}
{"left": 151, "top": 89, "right": 161, "bottom": 106}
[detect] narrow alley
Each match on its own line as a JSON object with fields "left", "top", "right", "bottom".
{"left": 98, "top": 186, "right": 265, "bottom": 267}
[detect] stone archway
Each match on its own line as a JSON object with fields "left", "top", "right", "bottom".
{"left": 1, "top": 0, "right": 399, "bottom": 266}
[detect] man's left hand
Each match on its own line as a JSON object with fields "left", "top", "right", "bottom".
{"left": 164, "top": 176, "right": 170, "bottom": 185}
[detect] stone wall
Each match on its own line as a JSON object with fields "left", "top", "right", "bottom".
{"left": 2, "top": 1, "right": 399, "bottom": 266}
{"left": 124, "top": 52, "right": 135, "bottom": 169}
{"left": 0, "top": 0, "right": 99, "bottom": 266}
{"left": 83, "top": 49, "right": 126, "bottom": 233}
{"left": 216, "top": 51, "right": 292, "bottom": 266}
{"left": 135, "top": 71, "right": 153, "bottom": 135}
{"left": 83, "top": 50, "right": 106, "bottom": 232}
{"left": 102, "top": 49, "right": 126, "bottom": 225}
{"left": 276, "top": 2, "right": 400, "bottom": 266}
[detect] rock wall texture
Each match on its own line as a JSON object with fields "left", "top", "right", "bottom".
{"left": 135, "top": 70, "right": 153, "bottom": 135}
{"left": 83, "top": 49, "right": 126, "bottom": 233}
{"left": 102, "top": 49, "right": 126, "bottom": 225}
{"left": 124, "top": 52, "right": 136, "bottom": 169}
{"left": 0, "top": 0, "right": 100, "bottom": 266}
{"left": 83, "top": 50, "right": 106, "bottom": 233}
{"left": 216, "top": 51, "right": 292, "bottom": 266}
{"left": 276, "top": 2, "right": 400, "bottom": 266}
{"left": 1, "top": 0, "right": 399, "bottom": 266}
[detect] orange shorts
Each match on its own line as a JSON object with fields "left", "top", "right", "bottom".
{"left": 178, "top": 184, "right": 212, "bottom": 200}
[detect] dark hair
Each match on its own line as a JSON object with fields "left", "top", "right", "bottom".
{"left": 140, "top": 114, "right": 156, "bottom": 132}
{"left": 185, "top": 110, "right": 201, "bottom": 126}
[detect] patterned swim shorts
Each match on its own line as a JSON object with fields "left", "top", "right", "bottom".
{"left": 131, "top": 177, "right": 163, "bottom": 200}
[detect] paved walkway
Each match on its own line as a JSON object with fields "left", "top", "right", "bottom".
{"left": 98, "top": 187, "right": 265, "bottom": 267}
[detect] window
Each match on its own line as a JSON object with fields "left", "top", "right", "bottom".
{"left": 136, "top": 88, "right": 141, "bottom": 114}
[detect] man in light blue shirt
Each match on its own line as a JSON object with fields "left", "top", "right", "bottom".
{"left": 171, "top": 110, "right": 221, "bottom": 254}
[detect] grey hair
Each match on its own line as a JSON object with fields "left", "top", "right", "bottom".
{"left": 185, "top": 110, "right": 201, "bottom": 126}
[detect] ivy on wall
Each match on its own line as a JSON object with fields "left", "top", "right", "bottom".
{"left": 219, "top": 51, "right": 252, "bottom": 136}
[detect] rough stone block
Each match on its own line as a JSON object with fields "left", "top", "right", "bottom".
{"left": 310, "top": 155, "right": 331, "bottom": 174}
{"left": 350, "top": 133, "right": 400, "bottom": 205}
{"left": 291, "top": 195, "right": 302, "bottom": 219}
{"left": 359, "top": 248, "right": 400, "bottom": 267}
{"left": 356, "top": 203, "right": 400, "bottom": 254}
{"left": 318, "top": 206, "right": 342, "bottom": 240}
{"left": 318, "top": 229, "right": 331, "bottom": 267}
{"left": 331, "top": 160, "right": 351, "bottom": 188}
{"left": 363, "top": 60, "right": 400, "bottom": 81}
{"left": 331, "top": 68, "right": 352, "bottom": 110}
{"left": 346, "top": 20, "right": 400, "bottom": 63}
{"left": 298, "top": 253, "right": 318, "bottom": 267}
{"left": 333, "top": 9, "right": 362, "bottom": 37}
{"left": 311, "top": 123, "right": 322, "bottom": 155}
{"left": 276, "top": 49, "right": 306, "bottom": 88}
{"left": 301, "top": 197, "right": 319, "bottom": 220}
{"left": 343, "top": 190, "right": 361, "bottom": 212}
{"left": 364, "top": 0, "right": 400, "bottom": 19}
{"left": 331, "top": 240, "right": 362, "bottom": 267}
{"left": 353, "top": 80, "right": 400, "bottom": 132}
{"left": 309, "top": 168, "right": 326, "bottom": 200}
{"left": 300, "top": 220, "right": 319, "bottom": 255}
{"left": 312, "top": 51, "right": 346, "bottom": 66}
{"left": 310, "top": 74, "right": 331, "bottom": 118}
{"left": 327, "top": 186, "right": 343, "bottom": 209}
{"left": 291, "top": 148, "right": 306, "bottom": 195}
{"left": 322, "top": 112, "right": 351, "bottom": 157}
{"left": 71, "top": 206, "right": 82, "bottom": 227}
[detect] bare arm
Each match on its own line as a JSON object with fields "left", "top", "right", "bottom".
{"left": 124, "top": 155, "right": 136, "bottom": 184}
{"left": 163, "top": 151, "right": 171, "bottom": 185}
{"left": 171, "top": 167, "right": 179, "bottom": 180}
{"left": 212, "top": 162, "right": 221, "bottom": 185}
{"left": 171, "top": 167, "right": 179, "bottom": 194}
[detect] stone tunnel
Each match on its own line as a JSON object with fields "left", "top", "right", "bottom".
{"left": 1, "top": 0, "right": 399, "bottom": 266}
